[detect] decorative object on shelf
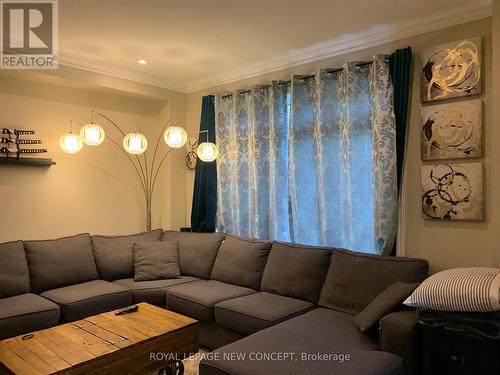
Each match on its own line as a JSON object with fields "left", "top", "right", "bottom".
{"left": 421, "top": 37, "right": 481, "bottom": 102}
{"left": 59, "top": 121, "right": 84, "bottom": 154}
{"left": 421, "top": 162, "right": 483, "bottom": 220}
{"left": 1, "top": 128, "right": 49, "bottom": 159}
{"left": 58, "top": 110, "right": 219, "bottom": 230}
{"left": 421, "top": 99, "right": 482, "bottom": 160}
{"left": 186, "top": 136, "right": 198, "bottom": 170}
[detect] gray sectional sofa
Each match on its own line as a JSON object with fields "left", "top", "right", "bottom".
{"left": 0, "top": 230, "right": 428, "bottom": 375}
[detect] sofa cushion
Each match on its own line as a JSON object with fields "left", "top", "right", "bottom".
{"left": 319, "top": 249, "right": 428, "bottom": 314}
{"left": 199, "top": 308, "right": 401, "bottom": 375}
{"left": 0, "top": 293, "right": 60, "bottom": 340}
{"left": 0, "top": 240, "right": 30, "bottom": 298}
{"left": 162, "top": 231, "right": 225, "bottom": 279}
{"left": 167, "top": 280, "right": 256, "bottom": 322}
{"left": 92, "top": 229, "right": 163, "bottom": 281}
{"left": 260, "top": 242, "right": 331, "bottom": 303}
{"left": 133, "top": 240, "right": 180, "bottom": 281}
{"left": 113, "top": 276, "right": 199, "bottom": 306}
{"left": 41, "top": 280, "right": 132, "bottom": 322}
{"left": 210, "top": 235, "right": 271, "bottom": 289}
{"left": 24, "top": 233, "right": 98, "bottom": 293}
{"left": 354, "top": 282, "right": 419, "bottom": 332}
{"left": 215, "top": 292, "right": 314, "bottom": 335}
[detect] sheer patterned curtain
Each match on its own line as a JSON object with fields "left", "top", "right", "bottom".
{"left": 215, "top": 83, "right": 291, "bottom": 241}
{"left": 215, "top": 55, "right": 397, "bottom": 254}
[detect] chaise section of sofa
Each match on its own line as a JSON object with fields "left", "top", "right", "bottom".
{"left": 200, "top": 308, "right": 403, "bottom": 375}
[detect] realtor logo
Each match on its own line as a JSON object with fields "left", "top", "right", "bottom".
{"left": 1, "top": 0, "right": 58, "bottom": 69}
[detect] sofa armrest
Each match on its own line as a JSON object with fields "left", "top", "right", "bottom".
{"left": 379, "top": 309, "right": 419, "bottom": 375}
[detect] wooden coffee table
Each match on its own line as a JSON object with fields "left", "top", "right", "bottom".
{"left": 0, "top": 302, "right": 198, "bottom": 375}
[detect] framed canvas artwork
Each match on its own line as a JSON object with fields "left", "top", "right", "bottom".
{"left": 421, "top": 99, "right": 482, "bottom": 160}
{"left": 421, "top": 37, "right": 481, "bottom": 102}
{"left": 421, "top": 162, "right": 483, "bottom": 221}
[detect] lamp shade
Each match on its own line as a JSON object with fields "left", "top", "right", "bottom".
{"left": 59, "top": 133, "right": 83, "bottom": 154}
{"left": 164, "top": 126, "right": 187, "bottom": 148}
{"left": 123, "top": 132, "right": 148, "bottom": 154}
{"left": 196, "top": 142, "right": 219, "bottom": 162}
{"left": 80, "top": 123, "right": 105, "bottom": 145}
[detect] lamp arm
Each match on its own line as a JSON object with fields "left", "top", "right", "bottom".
{"left": 94, "top": 111, "right": 126, "bottom": 136}
{"left": 94, "top": 111, "right": 148, "bottom": 192}
{"left": 151, "top": 148, "right": 173, "bottom": 195}
{"left": 150, "top": 119, "right": 173, "bottom": 189}
{"left": 106, "top": 134, "right": 148, "bottom": 201}
{"left": 135, "top": 122, "right": 150, "bottom": 197}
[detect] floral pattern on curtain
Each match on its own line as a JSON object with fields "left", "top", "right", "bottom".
{"left": 215, "top": 84, "right": 291, "bottom": 241}
{"left": 215, "top": 55, "right": 397, "bottom": 254}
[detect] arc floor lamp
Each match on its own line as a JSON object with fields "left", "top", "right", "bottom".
{"left": 59, "top": 110, "right": 219, "bottom": 231}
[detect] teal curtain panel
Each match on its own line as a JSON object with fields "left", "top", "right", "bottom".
{"left": 389, "top": 47, "right": 413, "bottom": 195}
{"left": 191, "top": 95, "right": 218, "bottom": 232}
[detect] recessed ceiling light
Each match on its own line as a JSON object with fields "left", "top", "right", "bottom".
{"left": 137, "top": 59, "right": 147, "bottom": 65}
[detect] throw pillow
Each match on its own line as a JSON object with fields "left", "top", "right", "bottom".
{"left": 134, "top": 241, "right": 181, "bottom": 281}
{"left": 354, "top": 281, "right": 419, "bottom": 332}
{"left": 404, "top": 267, "right": 500, "bottom": 312}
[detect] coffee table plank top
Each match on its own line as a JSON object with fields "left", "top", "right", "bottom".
{"left": 0, "top": 303, "right": 198, "bottom": 375}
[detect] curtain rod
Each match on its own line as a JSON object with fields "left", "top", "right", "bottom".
{"left": 220, "top": 60, "right": 378, "bottom": 99}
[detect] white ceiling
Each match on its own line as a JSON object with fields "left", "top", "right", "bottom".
{"left": 58, "top": 0, "right": 491, "bottom": 93}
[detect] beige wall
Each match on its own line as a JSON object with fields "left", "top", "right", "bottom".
{"left": 0, "top": 72, "right": 188, "bottom": 242}
{"left": 186, "top": 18, "right": 498, "bottom": 272}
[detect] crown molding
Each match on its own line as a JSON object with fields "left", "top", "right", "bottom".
{"left": 185, "top": 0, "right": 492, "bottom": 93}
{"left": 58, "top": 52, "right": 187, "bottom": 93}
{"left": 56, "top": 1, "right": 491, "bottom": 94}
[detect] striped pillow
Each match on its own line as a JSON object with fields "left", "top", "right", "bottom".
{"left": 404, "top": 267, "right": 500, "bottom": 312}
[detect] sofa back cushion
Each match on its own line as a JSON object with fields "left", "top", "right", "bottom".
{"left": 162, "top": 231, "right": 225, "bottom": 279}
{"left": 24, "top": 233, "right": 98, "bottom": 293}
{"left": 92, "top": 229, "right": 163, "bottom": 281}
{"left": 0, "top": 241, "right": 30, "bottom": 298}
{"left": 211, "top": 235, "right": 271, "bottom": 290}
{"left": 319, "top": 249, "right": 429, "bottom": 314}
{"left": 261, "top": 242, "right": 331, "bottom": 303}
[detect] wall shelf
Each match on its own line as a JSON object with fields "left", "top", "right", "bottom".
{"left": 0, "top": 157, "right": 56, "bottom": 166}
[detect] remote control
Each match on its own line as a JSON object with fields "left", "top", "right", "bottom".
{"left": 114, "top": 305, "right": 139, "bottom": 315}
